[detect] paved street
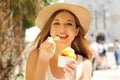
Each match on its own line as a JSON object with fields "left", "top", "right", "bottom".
{"left": 92, "top": 66, "right": 120, "bottom": 80}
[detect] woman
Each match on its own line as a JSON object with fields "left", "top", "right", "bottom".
{"left": 26, "top": 3, "right": 93, "bottom": 80}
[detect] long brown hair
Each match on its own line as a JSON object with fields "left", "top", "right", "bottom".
{"left": 31, "top": 9, "right": 93, "bottom": 60}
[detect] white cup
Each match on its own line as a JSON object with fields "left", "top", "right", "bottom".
{"left": 58, "top": 55, "right": 72, "bottom": 68}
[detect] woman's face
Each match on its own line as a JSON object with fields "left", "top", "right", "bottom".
{"left": 50, "top": 11, "right": 79, "bottom": 46}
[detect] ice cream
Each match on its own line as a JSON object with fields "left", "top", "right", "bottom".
{"left": 58, "top": 47, "right": 76, "bottom": 68}
{"left": 54, "top": 36, "right": 60, "bottom": 40}
{"left": 60, "top": 47, "right": 76, "bottom": 60}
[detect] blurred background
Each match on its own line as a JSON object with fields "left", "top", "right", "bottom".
{"left": 0, "top": 0, "right": 120, "bottom": 80}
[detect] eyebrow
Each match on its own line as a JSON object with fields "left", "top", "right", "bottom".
{"left": 53, "top": 19, "right": 74, "bottom": 22}
{"left": 53, "top": 19, "right": 59, "bottom": 21}
{"left": 67, "top": 20, "right": 74, "bottom": 22}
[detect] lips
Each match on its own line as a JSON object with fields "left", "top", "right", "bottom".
{"left": 57, "top": 35, "right": 68, "bottom": 39}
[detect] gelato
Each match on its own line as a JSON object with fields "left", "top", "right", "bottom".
{"left": 54, "top": 36, "right": 60, "bottom": 40}
{"left": 58, "top": 47, "right": 76, "bottom": 68}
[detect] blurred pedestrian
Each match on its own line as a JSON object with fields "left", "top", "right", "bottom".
{"left": 113, "top": 39, "right": 120, "bottom": 66}
{"left": 94, "top": 33, "right": 108, "bottom": 70}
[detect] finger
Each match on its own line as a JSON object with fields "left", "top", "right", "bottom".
{"left": 48, "top": 37, "right": 55, "bottom": 44}
{"left": 67, "top": 60, "right": 78, "bottom": 68}
{"left": 64, "top": 62, "right": 77, "bottom": 76}
{"left": 42, "top": 37, "right": 55, "bottom": 47}
{"left": 64, "top": 65, "right": 76, "bottom": 77}
{"left": 71, "top": 59, "right": 78, "bottom": 64}
{"left": 66, "top": 62, "right": 77, "bottom": 71}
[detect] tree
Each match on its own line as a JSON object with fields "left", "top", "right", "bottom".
{"left": 0, "top": 0, "right": 45, "bottom": 79}
{"left": 0, "top": 0, "right": 58, "bottom": 79}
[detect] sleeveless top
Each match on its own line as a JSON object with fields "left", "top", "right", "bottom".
{"left": 47, "top": 55, "right": 83, "bottom": 80}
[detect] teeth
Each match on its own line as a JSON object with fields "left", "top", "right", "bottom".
{"left": 59, "top": 35, "right": 67, "bottom": 37}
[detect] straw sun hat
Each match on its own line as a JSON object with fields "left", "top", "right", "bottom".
{"left": 35, "top": 3, "right": 91, "bottom": 35}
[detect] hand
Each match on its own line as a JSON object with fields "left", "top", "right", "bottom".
{"left": 39, "top": 37, "right": 56, "bottom": 61}
{"left": 64, "top": 60, "right": 78, "bottom": 80}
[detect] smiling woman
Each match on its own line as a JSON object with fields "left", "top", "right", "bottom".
{"left": 50, "top": 10, "right": 78, "bottom": 45}
{"left": 26, "top": 3, "right": 93, "bottom": 80}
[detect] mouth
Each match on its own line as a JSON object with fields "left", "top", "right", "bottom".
{"left": 57, "top": 34, "right": 68, "bottom": 40}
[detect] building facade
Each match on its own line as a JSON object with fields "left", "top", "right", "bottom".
{"left": 58, "top": 0, "right": 120, "bottom": 42}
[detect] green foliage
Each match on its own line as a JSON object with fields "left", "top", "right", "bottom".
{"left": 22, "top": 16, "right": 34, "bottom": 28}
{"left": 16, "top": 73, "right": 24, "bottom": 80}
{"left": 10, "top": 0, "right": 41, "bottom": 29}
{"left": 44, "top": 0, "right": 58, "bottom": 6}
{"left": 10, "top": 0, "right": 58, "bottom": 29}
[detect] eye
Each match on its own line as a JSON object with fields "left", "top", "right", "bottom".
{"left": 66, "top": 23, "right": 73, "bottom": 26}
{"left": 53, "top": 22, "right": 60, "bottom": 25}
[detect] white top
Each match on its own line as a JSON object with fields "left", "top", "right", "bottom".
{"left": 47, "top": 55, "right": 83, "bottom": 80}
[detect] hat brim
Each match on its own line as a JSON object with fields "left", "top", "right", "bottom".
{"left": 35, "top": 3, "right": 91, "bottom": 35}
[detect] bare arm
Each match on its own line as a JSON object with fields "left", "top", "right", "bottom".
{"left": 26, "top": 37, "right": 56, "bottom": 80}
{"left": 26, "top": 49, "right": 49, "bottom": 80}
{"left": 26, "top": 49, "right": 38, "bottom": 80}
{"left": 34, "top": 52, "right": 49, "bottom": 80}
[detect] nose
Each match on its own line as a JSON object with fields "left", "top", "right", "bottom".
{"left": 60, "top": 24, "right": 66, "bottom": 31}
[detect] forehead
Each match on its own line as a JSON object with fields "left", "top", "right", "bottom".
{"left": 54, "top": 11, "right": 75, "bottom": 20}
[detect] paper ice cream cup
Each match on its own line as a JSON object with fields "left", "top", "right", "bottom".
{"left": 58, "top": 55, "right": 72, "bottom": 68}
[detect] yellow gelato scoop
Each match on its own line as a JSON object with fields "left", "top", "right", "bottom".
{"left": 60, "top": 47, "right": 76, "bottom": 60}
{"left": 54, "top": 36, "right": 60, "bottom": 40}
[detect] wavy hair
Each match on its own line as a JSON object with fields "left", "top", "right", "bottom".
{"left": 30, "top": 9, "right": 93, "bottom": 60}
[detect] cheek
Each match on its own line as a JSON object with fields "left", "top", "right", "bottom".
{"left": 50, "top": 28, "right": 56, "bottom": 36}
{"left": 74, "top": 28, "right": 79, "bottom": 36}
{"left": 68, "top": 31, "right": 77, "bottom": 41}
{"left": 71, "top": 29, "right": 78, "bottom": 36}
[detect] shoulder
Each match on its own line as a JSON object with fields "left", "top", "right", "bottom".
{"left": 82, "top": 59, "right": 92, "bottom": 71}
{"left": 76, "top": 56, "right": 92, "bottom": 80}
{"left": 82, "top": 58, "right": 92, "bottom": 66}
{"left": 81, "top": 58, "right": 92, "bottom": 79}
{"left": 28, "top": 49, "right": 39, "bottom": 58}
{"left": 77, "top": 55, "right": 92, "bottom": 66}
{"left": 27, "top": 49, "right": 39, "bottom": 65}
{"left": 26, "top": 49, "right": 39, "bottom": 80}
